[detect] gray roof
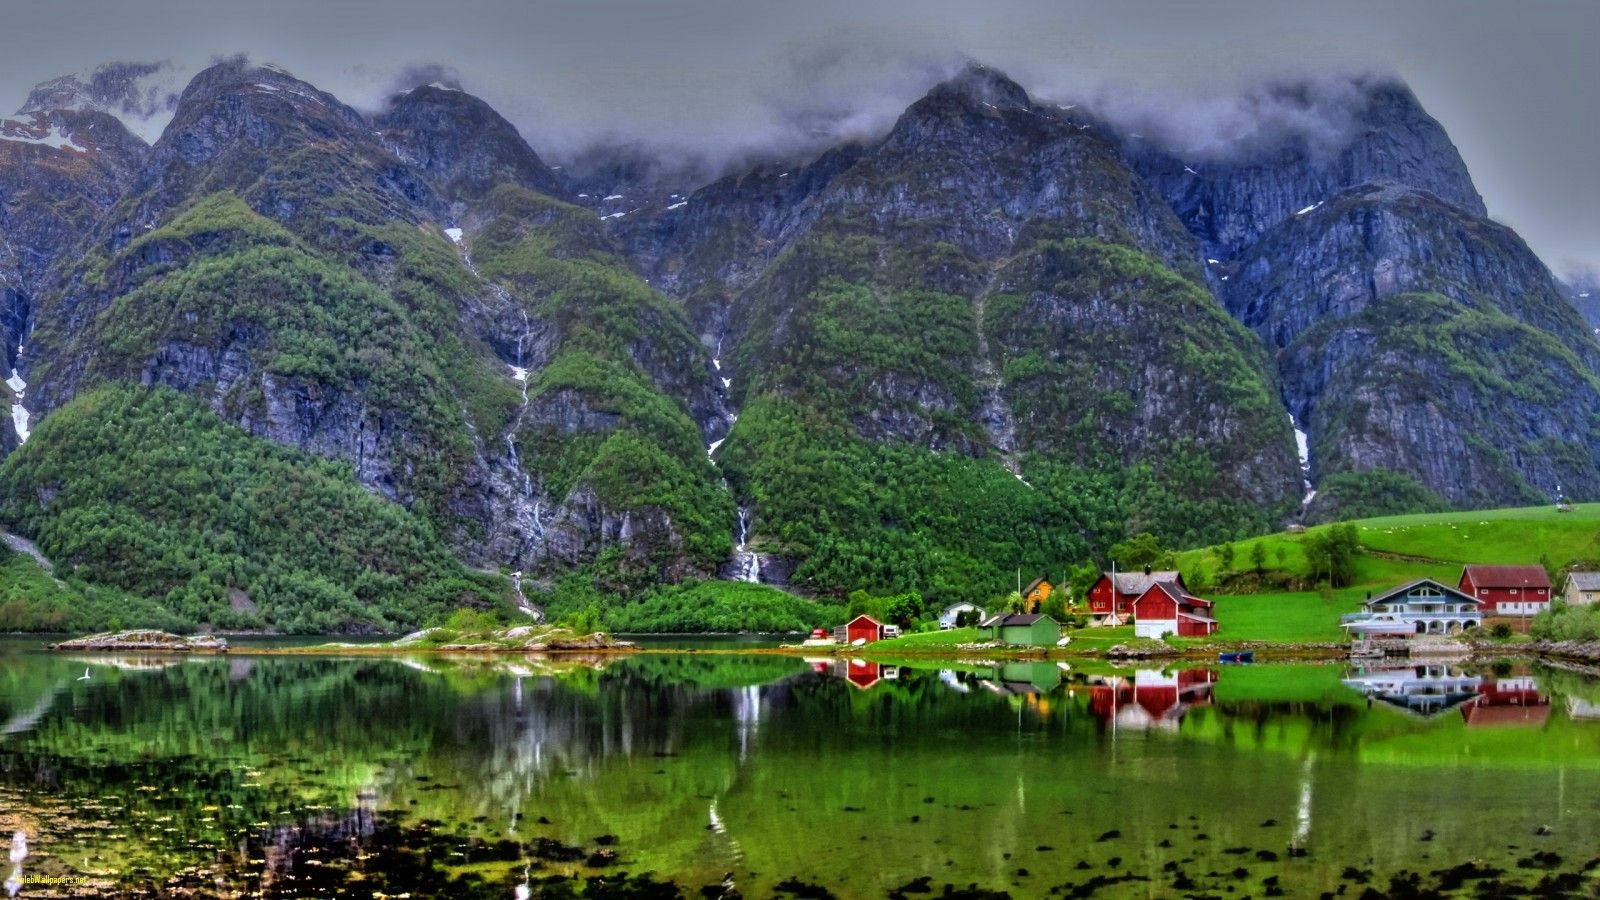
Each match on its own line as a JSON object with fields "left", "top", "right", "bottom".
{"left": 1112, "top": 570, "right": 1182, "bottom": 595}
{"left": 1567, "top": 572, "right": 1600, "bottom": 591}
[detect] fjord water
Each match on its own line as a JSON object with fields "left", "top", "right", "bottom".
{"left": 2, "top": 643, "right": 1599, "bottom": 897}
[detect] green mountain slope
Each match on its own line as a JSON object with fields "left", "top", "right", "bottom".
{"left": 0, "top": 385, "right": 503, "bottom": 631}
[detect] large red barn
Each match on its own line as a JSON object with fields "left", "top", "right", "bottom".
{"left": 1458, "top": 565, "right": 1551, "bottom": 618}
{"left": 1130, "top": 581, "right": 1218, "bottom": 638}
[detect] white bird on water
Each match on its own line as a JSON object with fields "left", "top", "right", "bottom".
{"left": 77, "top": 667, "right": 90, "bottom": 681}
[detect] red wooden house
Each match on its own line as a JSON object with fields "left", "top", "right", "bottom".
{"left": 844, "top": 614, "right": 886, "bottom": 645}
{"left": 1458, "top": 565, "right": 1551, "bottom": 618}
{"left": 1085, "top": 569, "right": 1185, "bottom": 626}
{"left": 1130, "top": 581, "right": 1218, "bottom": 638}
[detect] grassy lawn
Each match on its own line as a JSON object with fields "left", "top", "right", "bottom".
{"left": 1163, "top": 502, "right": 1600, "bottom": 643}
{"left": 866, "top": 627, "right": 980, "bottom": 650}
{"left": 1057, "top": 625, "right": 1136, "bottom": 650}
{"left": 1191, "top": 590, "right": 1364, "bottom": 643}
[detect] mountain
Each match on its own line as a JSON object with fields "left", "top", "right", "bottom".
{"left": 3, "top": 60, "right": 731, "bottom": 629}
{"left": 17, "top": 61, "right": 184, "bottom": 139}
{"left": 0, "top": 103, "right": 150, "bottom": 455}
{"left": 0, "top": 58, "right": 1592, "bottom": 630}
{"left": 607, "top": 64, "right": 1300, "bottom": 598}
{"left": 1125, "top": 78, "right": 1600, "bottom": 516}
{"left": 1564, "top": 272, "right": 1600, "bottom": 331}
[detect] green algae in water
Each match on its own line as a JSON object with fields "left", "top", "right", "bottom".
{"left": 1, "top": 642, "right": 1600, "bottom": 896}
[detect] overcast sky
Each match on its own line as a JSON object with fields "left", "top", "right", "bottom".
{"left": 0, "top": 0, "right": 1594, "bottom": 274}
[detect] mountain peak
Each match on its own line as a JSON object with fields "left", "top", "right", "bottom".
{"left": 925, "top": 62, "right": 1033, "bottom": 111}
{"left": 376, "top": 83, "right": 565, "bottom": 201}
{"left": 17, "top": 61, "right": 182, "bottom": 142}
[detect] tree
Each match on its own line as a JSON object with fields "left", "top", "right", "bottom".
{"left": 1110, "top": 533, "right": 1173, "bottom": 570}
{"left": 1001, "top": 591, "right": 1027, "bottom": 614}
{"left": 1250, "top": 542, "right": 1266, "bottom": 574}
{"left": 1302, "top": 524, "right": 1361, "bottom": 587}
{"left": 1218, "top": 543, "right": 1236, "bottom": 572}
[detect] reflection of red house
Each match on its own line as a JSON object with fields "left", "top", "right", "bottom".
{"left": 1087, "top": 668, "right": 1216, "bottom": 730}
{"left": 1086, "top": 570, "right": 1186, "bottom": 625}
{"left": 1131, "top": 582, "right": 1218, "bottom": 638}
{"left": 845, "top": 659, "right": 882, "bottom": 690}
{"left": 1461, "top": 674, "right": 1550, "bottom": 727}
{"left": 845, "top": 615, "right": 886, "bottom": 644}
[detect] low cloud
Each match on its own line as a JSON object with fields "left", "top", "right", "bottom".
{"left": 1082, "top": 73, "right": 1392, "bottom": 162}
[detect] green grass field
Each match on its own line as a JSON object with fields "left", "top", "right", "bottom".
{"left": 1170, "top": 502, "right": 1600, "bottom": 644}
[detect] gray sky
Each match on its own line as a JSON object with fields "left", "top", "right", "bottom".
{"left": 0, "top": 0, "right": 1594, "bottom": 274}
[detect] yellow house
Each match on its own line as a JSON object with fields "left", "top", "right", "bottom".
{"left": 1024, "top": 577, "right": 1053, "bottom": 608}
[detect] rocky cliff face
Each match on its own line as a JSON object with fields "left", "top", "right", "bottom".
{"left": 1118, "top": 78, "right": 1598, "bottom": 515}
{"left": 1127, "top": 78, "right": 1486, "bottom": 259}
{"left": 0, "top": 106, "right": 150, "bottom": 454}
{"left": 375, "top": 85, "right": 566, "bottom": 204}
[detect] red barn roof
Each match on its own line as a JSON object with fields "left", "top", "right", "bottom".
{"left": 1462, "top": 565, "right": 1550, "bottom": 589}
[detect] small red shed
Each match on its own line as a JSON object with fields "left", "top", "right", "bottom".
{"left": 845, "top": 614, "right": 886, "bottom": 645}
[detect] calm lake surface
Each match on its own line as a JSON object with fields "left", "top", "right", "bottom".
{"left": 1, "top": 639, "right": 1599, "bottom": 898}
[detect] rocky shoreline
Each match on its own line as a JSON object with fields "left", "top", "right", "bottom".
{"left": 48, "top": 631, "right": 230, "bottom": 653}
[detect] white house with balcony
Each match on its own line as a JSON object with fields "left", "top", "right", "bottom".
{"left": 1340, "top": 579, "right": 1483, "bottom": 639}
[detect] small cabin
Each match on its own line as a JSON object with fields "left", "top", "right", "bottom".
{"left": 844, "top": 614, "right": 886, "bottom": 645}
{"left": 1023, "top": 577, "right": 1053, "bottom": 608}
{"left": 978, "top": 613, "right": 1060, "bottom": 647}
{"left": 1565, "top": 572, "right": 1600, "bottom": 607}
{"left": 938, "top": 602, "right": 986, "bottom": 630}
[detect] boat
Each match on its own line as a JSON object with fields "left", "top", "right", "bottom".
{"left": 1217, "top": 650, "right": 1254, "bottom": 664}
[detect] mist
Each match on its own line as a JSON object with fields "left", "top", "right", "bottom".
{"left": 0, "top": 0, "right": 1592, "bottom": 270}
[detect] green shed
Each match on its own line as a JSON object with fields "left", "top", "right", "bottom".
{"left": 978, "top": 613, "right": 1060, "bottom": 647}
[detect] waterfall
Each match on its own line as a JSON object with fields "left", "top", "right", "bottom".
{"left": 454, "top": 230, "right": 546, "bottom": 565}
{"left": 732, "top": 506, "right": 761, "bottom": 583}
{"left": 704, "top": 335, "right": 760, "bottom": 583}
{"left": 1288, "top": 411, "right": 1317, "bottom": 510}
{"left": 7, "top": 334, "right": 30, "bottom": 443}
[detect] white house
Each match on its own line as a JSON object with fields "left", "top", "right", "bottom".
{"left": 1340, "top": 578, "right": 1483, "bottom": 638}
{"left": 938, "top": 602, "right": 986, "bottom": 630}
